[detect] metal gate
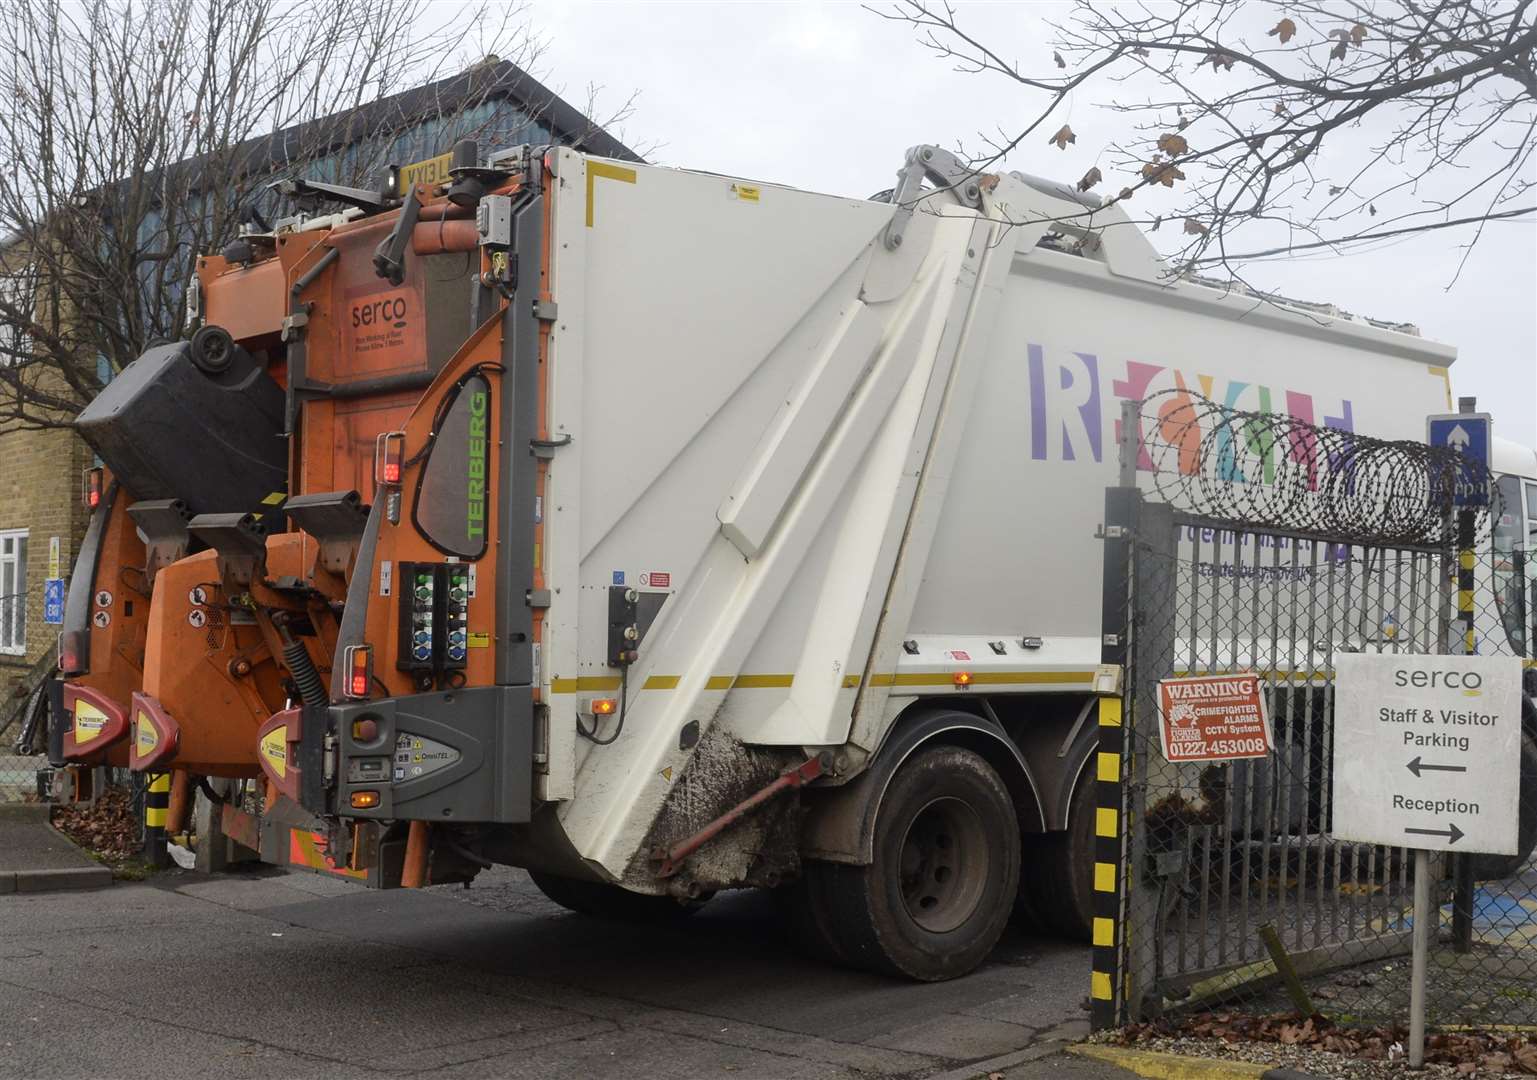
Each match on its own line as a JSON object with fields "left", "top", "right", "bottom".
{"left": 1091, "top": 393, "right": 1527, "bottom": 1030}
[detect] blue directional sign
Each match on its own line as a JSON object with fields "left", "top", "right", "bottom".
{"left": 1427, "top": 412, "right": 1492, "bottom": 508}
{"left": 42, "top": 578, "right": 64, "bottom": 625}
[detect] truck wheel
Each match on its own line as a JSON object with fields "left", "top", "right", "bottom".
{"left": 809, "top": 745, "right": 1020, "bottom": 981}
{"left": 1020, "top": 772, "right": 1094, "bottom": 940}
{"left": 774, "top": 870, "right": 854, "bottom": 967}
{"left": 1471, "top": 729, "right": 1537, "bottom": 881}
{"left": 528, "top": 871, "right": 706, "bottom": 923}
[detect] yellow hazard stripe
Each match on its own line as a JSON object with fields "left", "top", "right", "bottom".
{"left": 1094, "top": 862, "right": 1117, "bottom": 893}
{"left": 1097, "top": 752, "right": 1120, "bottom": 783}
{"left": 145, "top": 807, "right": 168, "bottom": 828}
{"left": 1091, "top": 971, "right": 1113, "bottom": 1001}
{"left": 586, "top": 161, "right": 637, "bottom": 227}
{"left": 1096, "top": 807, "right": 1118, "bottom": 838}
{"left": 731, "top": 673, "right": 794, "bottom": 689}
{"left": 1098, "top": 698, "right": 1122, "bottom": 727}
{"left": 1093, "top": 917, "right": 1115, "bottom": 948}
{"left": 872, "top": 670, "right": 1095, "bottom": 688}
{"left": 549, "top": 669, "right": 1092, "bottom": 694}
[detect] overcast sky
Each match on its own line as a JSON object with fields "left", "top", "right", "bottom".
{"left": 525, "top": 1, "right": 1536, "bottom": 448}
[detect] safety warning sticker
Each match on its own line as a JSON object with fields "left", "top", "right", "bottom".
{"left": 135, "top": 711, "right": 160, "bottom": 759}
{"left": 73, "top": 701, "right": 108, "bottom": 741}
{"left": 259, "top": 726, "right": 288, "bottom": 779}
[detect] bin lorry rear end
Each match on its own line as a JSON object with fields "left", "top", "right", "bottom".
{"left": 53, "top": 140, "right": 1514, "bottom": 980}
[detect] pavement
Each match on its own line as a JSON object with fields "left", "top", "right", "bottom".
{"left": 0, "top": 862, "right": 1145, "bottom": 1079}
{"left": 0, "top": 802, "right": 112, "bottom": 894}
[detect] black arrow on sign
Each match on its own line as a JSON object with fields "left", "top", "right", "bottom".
{"left": 1406, "top": 756, "right": 1468, "bottom": 778}
{"left": 1404, "top": 823, "right": 1465, "bottom": 845}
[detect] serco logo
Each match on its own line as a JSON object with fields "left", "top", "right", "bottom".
{"left": 352, "top": 295, "right": 409, "bottom": 330}
{"left": 1394, "top": 669, "right": 1483, "bottom": 691}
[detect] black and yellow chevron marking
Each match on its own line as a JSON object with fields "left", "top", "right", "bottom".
{"left": 144, "top": 772, "right": 171, "bottom": 864}
{"left": 1458, "top": 547, "right": 1476, "bottom": 654}
{"left": 1090, "top": 695, "right": 1124, "bottom": 1029}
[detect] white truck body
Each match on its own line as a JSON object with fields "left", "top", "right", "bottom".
{"left": 529, "top": 147, "right": 1460, "bottom": 880}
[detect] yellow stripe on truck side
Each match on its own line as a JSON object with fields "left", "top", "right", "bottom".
{"left": 548, "top": 669, "right": 1096, "bottom": 693}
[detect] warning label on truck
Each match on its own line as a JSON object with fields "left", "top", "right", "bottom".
{"left": 1156, "top": 673, "right": 1273, "bottom": 763}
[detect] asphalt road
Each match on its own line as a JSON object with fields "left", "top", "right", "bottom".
{"left": 0, "top": 864, "right": 1103, "bottom": 1079}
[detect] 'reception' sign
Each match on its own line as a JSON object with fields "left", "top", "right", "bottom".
{"left": 1332, "top": 652, "right": 1521, "bottom": 854}
{"left": 1156, "top": 673, "right": 1274, "bottom": 763}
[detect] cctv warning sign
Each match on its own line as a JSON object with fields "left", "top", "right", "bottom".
{"left": 1156, "top": 673, "right": 1273, "bottom": 763}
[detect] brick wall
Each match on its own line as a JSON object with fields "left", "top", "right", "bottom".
{"left": 0, "top": 423, "right": 93, "bottom": 681}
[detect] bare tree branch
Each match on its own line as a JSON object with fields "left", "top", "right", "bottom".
{"left": 879, "top": 0, "right": 1536, "bottom": 282}
{"left": 0, "top": 0, "right": 643, "bottom": 432}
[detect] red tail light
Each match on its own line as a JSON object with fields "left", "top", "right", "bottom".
{"left": 375, "top": 431, "right": 405, "bottom": 488}
{"left": 344, "top": 645, "right": 372, "bottom": 699}
{"left": 83, "top": 468, "right": 103, "bottom": 511}
{"left": 58, "top": 631, "right": 86, "bottom": 676}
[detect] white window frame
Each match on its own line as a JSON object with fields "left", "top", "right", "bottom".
{"left": 0, "top": 528, "right": 27, "bottom": 655}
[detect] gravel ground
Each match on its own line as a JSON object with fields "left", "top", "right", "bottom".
{"left": 1087, "top": 1031, "right": 1516, "bottom": 1078}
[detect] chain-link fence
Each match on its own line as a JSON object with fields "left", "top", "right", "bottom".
{"left": 1096, "top": 393, "right": 1537, "bottom": 1034}
{"left": 0, "top": 645, "right": 56, "bottom": 800}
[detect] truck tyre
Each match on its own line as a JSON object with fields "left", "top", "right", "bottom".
{"left": 774, "top": 869, "right": 854, "bottom": 967}
{"left": 528, "top": 871, "right": 706, "bottom": 923}
{"left": 1020, "top": 772, "right": 1094, "bottom": 940}
{"left": 808, "top": 745, "right": 1020, "bottom": 981}
{"left": 1471, "top": 728, "right": 1537, "bottom": 881}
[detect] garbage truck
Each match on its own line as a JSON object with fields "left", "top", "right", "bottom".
{"left": 48, "top": 140, "right": 1537, "bottom": 981}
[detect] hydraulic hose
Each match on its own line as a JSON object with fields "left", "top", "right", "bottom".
{"left": 279, "top": 628, "right": 328, "bottom": 708}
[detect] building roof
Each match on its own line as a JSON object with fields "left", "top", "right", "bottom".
{"left": 244, "top": 57, "right": 644, "bottom": 175}
{"left": 115, "top": 58, "right": 642, "bottom": 210}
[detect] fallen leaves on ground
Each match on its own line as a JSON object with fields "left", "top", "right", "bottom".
{"left": 1120, "top": 1011, "right": 1537, "bottom": 1073}
{"left": 52, "top": 785, "right": 138, "bottom": 861}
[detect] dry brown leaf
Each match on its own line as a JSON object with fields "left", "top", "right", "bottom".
{"left": 1274, "top": 101, "right": 1289, "bottom": 115}
{"left": 1118, "top": 186, "right": 1135, "bottom": 200}
{"left": 1369, "top": 203, "right": 1378, "bottom": 216}
{"left": 1048, "top": 124, "right": 1076, "bottom": 150}
{"left": 1269, "top": 18, "right": 1297, "bottom": 43}
{"left": 978, "top": 173, "right": 1001, "bottom": 192}
{"left": 1141, "top": 161, "right": 1185, "bottom": 187}
{"left": 1350, "top": 22, "right": 1366, "bottom": 45}
{"left": 1132, "top": 46, "right": 1150, "bottom": 57}
{"left": 1183, "top": 217, "right": 1209, "bottom": 235}
{"left": 1157, "top": 132, "right": 1189, "bottom": 156}
{"left": 1209, "top": 50, "right": 1236, "bottom": 72}
{"left": 1405, "top": 42, "right": 1424, "bottom": 62}
{"left": 1054, "top": 50, "right": 1066, "bottom": 69}
{"left": 1328, "top": 185, "right": 1344, "bottom": 195}
{"left": 1077, "top": 166, "right": 1102, "bottom": 192}
{"left": 1330, "top": 39, "right": 1348, "bottom": 60}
